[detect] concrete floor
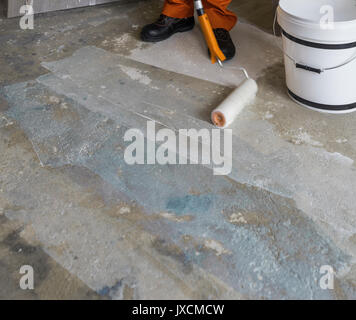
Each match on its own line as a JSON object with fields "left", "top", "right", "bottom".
{"left": 0, "top": 0, "right": 355, "bottom": 299}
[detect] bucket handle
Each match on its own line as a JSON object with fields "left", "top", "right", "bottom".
{"left": 273, "top": 9, "right": 356, "bottom": 73}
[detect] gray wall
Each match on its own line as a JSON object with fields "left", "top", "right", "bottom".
{"left": 5, "top": 0, "right": 121, "bottom": 18}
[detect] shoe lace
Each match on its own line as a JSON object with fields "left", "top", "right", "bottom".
{"left": 156, "top": 14, "right": 174, "bottom": 25}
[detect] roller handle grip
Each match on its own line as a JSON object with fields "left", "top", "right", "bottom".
{"left": 198, "top": 14, "right": 226, "bottom": 64}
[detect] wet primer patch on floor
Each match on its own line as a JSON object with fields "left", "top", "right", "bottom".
{"left": 30, "top": 47, "right": 356, "bottom": 263}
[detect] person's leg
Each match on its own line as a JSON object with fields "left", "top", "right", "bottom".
{"left": 203, "top": 0, "right": 237, "bottom": 31}
{"left": 141, "top": 0, "right": 236, "bottom": 60}
{"left": 203, "top": 0, "right": 237, "bottom": 60}
{"left": 162, "top": 0, "right": 194, "bottom": 19}
{"left": 141, "top": 0, "right": 195, "bottom": 42}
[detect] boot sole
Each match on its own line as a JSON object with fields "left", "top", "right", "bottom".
{"left": 207, "top": 48, "right": 236, "bottom": 61}
{"left": 141, "top": 24, "right": 195, "bottom": 43}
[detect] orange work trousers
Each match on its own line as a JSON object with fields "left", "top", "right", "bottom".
{"left": 162, "top": 0, "right": 237, "bottom": 31}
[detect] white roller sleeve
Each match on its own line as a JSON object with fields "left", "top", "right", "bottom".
{"left": 211, "top": 78, "right": 258, "bottom": 128}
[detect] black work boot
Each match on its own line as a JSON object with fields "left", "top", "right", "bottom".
{"left": 141, "top": 14, "right": 195, "bottom": 42}
{"left": 212, "top": 28, "right": 236, "bottom": 61}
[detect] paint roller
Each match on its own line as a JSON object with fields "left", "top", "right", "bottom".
{"left": 211, "top": 69, "right": 258, "bottom": 128}
{"left": 194, "top": 0, "right": 258, "bottom": 128}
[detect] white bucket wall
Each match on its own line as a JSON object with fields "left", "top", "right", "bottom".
{"left": 277, "top": 0, "right": 356, "bottom": 113}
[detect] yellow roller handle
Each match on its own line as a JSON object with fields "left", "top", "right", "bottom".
{"left": 198, "top": 14, "right": 226, "bottom": 64}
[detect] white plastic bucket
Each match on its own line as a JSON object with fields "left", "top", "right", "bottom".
{"left": 277, "top": 0, "right": 356, "bottom": 113}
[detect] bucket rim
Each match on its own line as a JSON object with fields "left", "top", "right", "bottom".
{"left": 278, "top": 2, "right": 356, "bottom": 25}
{"left": 277, "top": 6, "right": 356, "bottom": 44}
